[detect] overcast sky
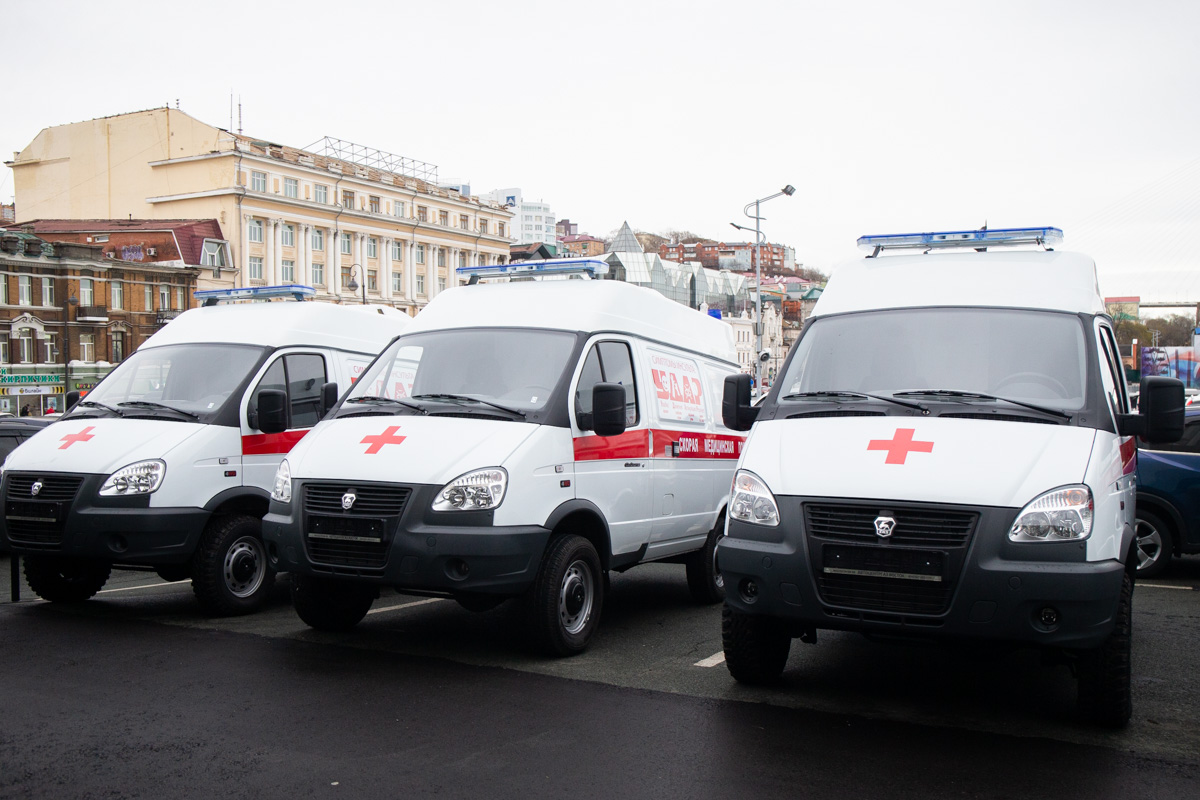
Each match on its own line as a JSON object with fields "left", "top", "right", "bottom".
{"left": 3, "top": 0, "right": 1198, "bottom": 302}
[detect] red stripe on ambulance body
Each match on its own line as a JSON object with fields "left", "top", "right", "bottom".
{"left": 573, "top": 429, "right": 651, "bottom": 461}
{"left": 1119, "top": 437, "right": 1137, "bottom": 476}
{"left": 241, "top": 430, "right": 309, "bottom": 456}
{"left": 650, "top": 429, "right": 745, "bottom": 459}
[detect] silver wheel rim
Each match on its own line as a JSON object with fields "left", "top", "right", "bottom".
{"left": 558, "top": 559, "right": 594, "bottom": 635}
{"left": 224, "top": 535, "right": 266, "bottom": 598}
{"left": 1135, "top": 519, "right": 1164, "bottom": 571}
{"left": 712, "top": 544, "right": 724, "bottom": 591}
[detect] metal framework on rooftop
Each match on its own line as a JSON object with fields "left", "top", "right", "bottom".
{"left": 306, "top": 136, "right": 439, "bottom": 183}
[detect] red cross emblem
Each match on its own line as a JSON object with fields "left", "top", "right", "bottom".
{"left": 867, "top": 428, "right": 934, "bottom": 465}
{"left": 360, "top": 425, "right": 406, "bottom": 454}
{"left": 59, "top": 426, "right": 96, "bottom": 450}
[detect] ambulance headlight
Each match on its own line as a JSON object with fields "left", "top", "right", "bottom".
{"left": 433, "top": 468, "right": 507, "bottom": 512}
{"left": 1009, "top": 485, "right": 1093, "bottom": 542}
{"left": 271, "top": 459, "right": 292, "bottom": 504}
{"left": 99, "top": 459, "right": 166, "bottom": 496}
{"left": 730, "top": 469, "right": 780, "bottom": 527}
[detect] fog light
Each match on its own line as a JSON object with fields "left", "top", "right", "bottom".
{"left": 445, "top": 558, "right": 470, "bottom": 581}
{"left": 1039, "top": 607, "right": 1059, "bottom": 626}
{"left": 739, "top": 579, "right": 759, "bottom": 604}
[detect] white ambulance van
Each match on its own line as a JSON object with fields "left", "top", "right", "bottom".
{"left": 262, "top": 260, "right": 743, "bottom": 655}
{"left": 0, "top": 286, "right": 407, "bottom": 616}
{"left": 718, "top": 227, "right": 1183, "bottom": 726}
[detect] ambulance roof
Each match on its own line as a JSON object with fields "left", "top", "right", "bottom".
{"left": 813, "top": 249, "right": 1106, "bottom": 318}
{"left": 143, "top": 302, "right": 409, "bottom": 353}
{"left": 408, "top": 280, "right": 738, "bottom": 364}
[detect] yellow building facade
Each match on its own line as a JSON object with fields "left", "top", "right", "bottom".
{"left": 8, "top": 108, "right": 514, "bottom": 312}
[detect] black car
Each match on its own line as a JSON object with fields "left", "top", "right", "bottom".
{"left": 0, "top": 417, "right": 55, "bottom": 553}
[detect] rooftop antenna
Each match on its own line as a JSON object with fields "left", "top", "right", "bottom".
{"left": 230, "top": 91, "right": 233, "bottom": 131}
{"left": 175, "top": 98, "right": 180, "bottom": 109}
{"left": 238, "top": 97, "right": 243, "bottom": 134}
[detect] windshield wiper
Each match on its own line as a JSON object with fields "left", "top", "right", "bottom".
{"left": 893, "top": 390, "right": 1072, "bottom": 420}
{"left": 117, "top": 400, "right": 200, "bottom": 420}
{"left": 783, "top": 390, "right": 928, "bottom": 413}
{"left": 412, "top": 393, "right": 526, "bottom": 418}
{"left": 345, "top": 395, "right": 426, "bottom": 414}
{"left": 71, "top": 399, "right": 123, "bottom": 417}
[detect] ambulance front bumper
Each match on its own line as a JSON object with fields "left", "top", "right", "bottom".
{"left": 263, "top": 481, "right": 551, "bottom": 596}
{"left": 718, "top": 496, "right": 1126, "bottom": 650}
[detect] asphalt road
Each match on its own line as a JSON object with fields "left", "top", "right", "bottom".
{"left": 2, "top": 554, "right": 1199, "bottom": 799}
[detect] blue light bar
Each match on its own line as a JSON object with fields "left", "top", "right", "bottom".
{"left": 456, "top": 258, "right": 610, "bottom": 280}
{"left": 857, "top": 226, "right": 1064, "bottom": 254}
{"left": 195, "top": 284, "right": 316, "bottom": 306}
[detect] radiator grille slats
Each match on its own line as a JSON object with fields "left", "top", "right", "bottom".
{"left": 301, "top": 482, "right": 411, "bottom": 569}
{"left": 4, "top": 473, "right": 84, "bottom": 548}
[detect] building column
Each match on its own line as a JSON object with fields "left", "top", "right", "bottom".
{"left": 381, "top": 238, "right": 393, "bottom": 302}
{"left": 241, "top": 214, "right": 252, "bottom": 288}
{"left": 324, "top": 228, "right": 335, "bottom": 296}
{"left": 407, "top": 241, "right": 418, "bottom": 309}
{"left": 300, "top": 224, "right": 312, "bottom": 287}
{"left": 271, "top": 219, "right": 283, "bottom": 285}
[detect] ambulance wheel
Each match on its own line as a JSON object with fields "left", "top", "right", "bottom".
{"left": 1133, "top": 511, "right": 1172, "bottom": 578}
{"left": 191, "top": 515, "right": 274, "bottom": 617}
{"left": 23, "top": 556, "right": 111, "bottom": 603}
{"left": 454, "top": 592, "right": 506, "bottom": 613}
{"left": 292, "top": 575, "right": 375, "bottom": 632}
{"left": 525, "top": 534, "right": 603, "bottom": 656}
{"left": 686, "top": 513, "right": 726, "bottom": 604}
{"left": 722, "top": 605, "right": 791, "bottom": 685}
{"left": 1076, "top": 571, "right": 1133, "bottom": 727}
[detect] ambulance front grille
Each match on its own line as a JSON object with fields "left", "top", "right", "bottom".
{"left": 4, "top": 473, "right": 84, "bottom": 549}
{"left": 805, "top": 504, "right": 976, "bottom": 547}
{"left": 304, "top": 484, "right": 411, "bottom": 516}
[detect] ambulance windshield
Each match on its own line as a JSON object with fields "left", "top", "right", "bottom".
{"left": 347, "top": 328, "right": 577, "bottom": 414}
{"left": 69, "top": 344, "right": 267, "bottom": 422}
{"left": 780, "top": 308, "right": 1088, "bottom": 412}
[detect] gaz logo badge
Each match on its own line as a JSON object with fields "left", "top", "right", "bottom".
{"left": 341, "top": 491, "right": 357, "bottom": 510}
{"left": 30, "top": 480, "right": 43, "bottom": 497}
{"left": 874, "top": 515, "right": 896, "bottom": 538}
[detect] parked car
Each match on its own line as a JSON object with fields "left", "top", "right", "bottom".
{"left": 1135, "top": 407, "right": 1200, "bottom": 577}
{"left": 0, "top": 417, "right": 56, "bottom": 554}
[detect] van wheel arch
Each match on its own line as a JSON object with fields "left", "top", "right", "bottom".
{"left": 204, "top": 488, "right": 271, "bottom": 520}
{"left": 544, "top": 500, "right": 612, "bottom": 569}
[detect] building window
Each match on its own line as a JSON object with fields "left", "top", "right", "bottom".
{"left": 460, "top": 215, "right": 469, "bottom": 230}
{"left": 417, "top": 206, "right": 428, "bottom": 222}
{"left": 391, "top": 240, "right": 403, "bottom": 261}
{"left": 79, "top": 334, "right": 95, "bottom": 363}
{"left": 251, "top": 171, "right": 267, "bottom": 192}
{"left": 281, "top": 224, "right": 295, "bottom": 248}
{"left": 368, "top": 270, "right": 377, "bottom": 291}
{"left": 18, "top": 276, "right": 30, "bottom": 306}
{"left": 438, "top": 210, "right": 449, "bottom": 226}
{"left": 0, "top": 340, "right": 8, "bottom": 363}
{"left": 392, "top": 271, "right": 403, "bottom": 293}
{"left": 341, "top": 190, "right": 355, "bottom": 209}
{"left": 437, "top": 249, "right": 446, "bottom": 268}
{"left": 18, "top": 329, "right": 34, "bottom": 363}
{"left": 201, "top": 240, "right": 227, "bottom": 268}
{"left": 457, "top": 252, "right": 467, "bottom": 269}
{"left": 248, "top": 219, "right": 264, "bottom": 243}
{"left": 112, "top": 281, "right": 123, "bottom": 310}
{"left": 113, "top": 331, "right": 125, "bottom": 362}
{"left": 284, "top": 177, "right": 298, "bottom": 198}
{"left": 312, "top": 262, "right": 324, "bottom": 286}
{"left": 438, "top": 277, "right": 446, "bottom": 292}
{"left": 159, "top": 284, "right": 170, "bottom": 310}
{"left": 314, "top": 184, "right": 328, "bottom": 204}
{"left": 416, "top": 274, "right": 425, "bottom": 295}
{"left": 249, "top": 256, "right": 264, "bottom": 281}
{"left": 393, "top": 201, "right": 405, "bottom": 218}
{"left": 367, "top": 237, "right": 377, "bottom": 259}
{"left": 479, "top": 219, "right": 488, "bottom": 234}
{"left": 282, "top": 259, "right": 295, "bottom": 283}
{"left": 0, "top": 277, "right": 7, "bottom": 304}
{"left": 340, "top": 266, "right": 352, "bottom": 289}
{"left": 175, "top": 286, "right": 184, "bottom": 309}
{"left": 369, "top": 196, "right": 381, "bottom": 214}
{"left": 43, "top": 333, "right": 56, "bottom": 364}
{"left": 80, "top": 278, "right": 94, "bottom": 306}
{"left": 312, "top": 228, "right": 324, "bottom": 250}
{"left": 416, "top": 244, "right": 425, "bottom": 264}
{"left": 144, "top": 283, "right": 152, "bottom": 310}
{"left": 41, "top": 278, "right": 53, "bottom": 306}
{"left": 498, "top": 223, "right": 505, "bottom": 237}
{"left": 340, "top": 232, "right": 352, "bottom": 255}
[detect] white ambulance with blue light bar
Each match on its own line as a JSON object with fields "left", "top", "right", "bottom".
{"left": 718, "top": 227, "right": 1184, "bottom": 726}
{"left": 0, "top": 286, "right": 407, "bottom": 615}
{"left": 262, "top": 259, "right": 743, "bottom": 655}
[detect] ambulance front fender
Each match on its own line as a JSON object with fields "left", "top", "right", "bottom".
{"left": 542, "top": 499, "right": 613, "bottom": 569}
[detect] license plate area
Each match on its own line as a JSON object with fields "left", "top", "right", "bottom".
{"left": 5, "top": 500, "right": 63, "bottom": 523}
{"left": 822, "top": 545, "right": 944, "bottom": 582}
{"left": 307, "top": 515, "right": 385, "bottom": 543}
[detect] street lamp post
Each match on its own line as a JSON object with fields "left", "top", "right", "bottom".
{"left": 731, "top": 184, "right": 794, "bottom": 394}
{"left": 345, "top": 263, "right": 368, "bottom": 305}
{"left": 63, "top": 292, "right": 78, "bottom": 411}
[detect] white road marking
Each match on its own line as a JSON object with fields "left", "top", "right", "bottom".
{"left": 366, "top": 597, "right": 444, "bottom": 615}
{"left": 1139, "top": 582, "right": 1195, "bottom": 591}
{"left": 694, "top": 651, "right": 726, "bottom": 668}
{"left": 97, "top": 580, "right": 190, "bottom": 594}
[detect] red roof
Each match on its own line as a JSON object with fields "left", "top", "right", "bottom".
{"left": 5, "top": 219, "right": 224, "bottom": 267}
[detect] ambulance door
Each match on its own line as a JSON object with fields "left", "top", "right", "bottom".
{"left": 571, "top": 339, "right": 653, "bottom": 558}
{"left": 242, "top": 351, "right": 330, "bottom": 492}
{"left": 1095, "top": 321, "right": 1137, "bottom": 559}
{"left": 646, "top": 348, "right": 719, "bottom": 547}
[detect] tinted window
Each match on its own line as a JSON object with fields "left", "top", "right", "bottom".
{"left": 574, "top": 347, "right": 604, "bottom": 419}
{"left": 1143, "top": 418, "right": 1200, "bottom": 454}
{"left": 286, "top": 354, "right": 327, "bottom": 428}
{"left": 598, "top": 341, "right": 639, "bottom": 427}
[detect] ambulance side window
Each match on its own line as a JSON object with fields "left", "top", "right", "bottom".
{"left": 573, "top": 348, "right": 604, "bottom": 421}
{"left": 250, "top": 360, "right": 286, "bottom": 429}
{"left": 1098, "top": 326, "right": 1129, "bottom": 416}
{"left": 574, "top": 342, "right": 640, "bottom": 428}
{"left": 286, "top": 354, "right": 327, "bottom": 428}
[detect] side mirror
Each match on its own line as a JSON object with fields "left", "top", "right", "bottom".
{"left": 591, "top": 382, "right": 627, "bottom": 437}
{"left": 65, "top": 391, "right": 80, "bottom": 412}
{"left": 1120, "top": 376, "right": 1184, "bottom": 443}
{"left": 723, "top": 374, "right": 759, "bottom": 431}
{"left": 256, "top": 389, "right": 289, "bottom": 434}
{"left": 321, "top": 381, "right": 339, "bottom": 415}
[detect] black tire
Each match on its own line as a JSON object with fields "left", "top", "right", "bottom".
{"left": 454, "top": 592, "right": 507, "bottom": 613}
{"left": 722, "top": 604, "right": 791, "bottom": 684}
{"left": 155, "top": 565, "right": 192, "bottom": 583}
{"left": 686, "top": 513, "right": 726, "bottom": 604}
{"left": 524, "top": 534, "right": 603, "bottom": 656}
{"left": 1133, "top": 510, "right": 1173, "bottom": 578}
{"left": 23, "top": 556, "right": 111, "bottom": 603}
{"left": 191, "top": 514, "right": 274, "bottom": 617}
{"left": 292, "top": 575, "right": 375, "bottom": 632}
{"left": 1077, "top": 571, "right": 1133, "bottom": 727}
